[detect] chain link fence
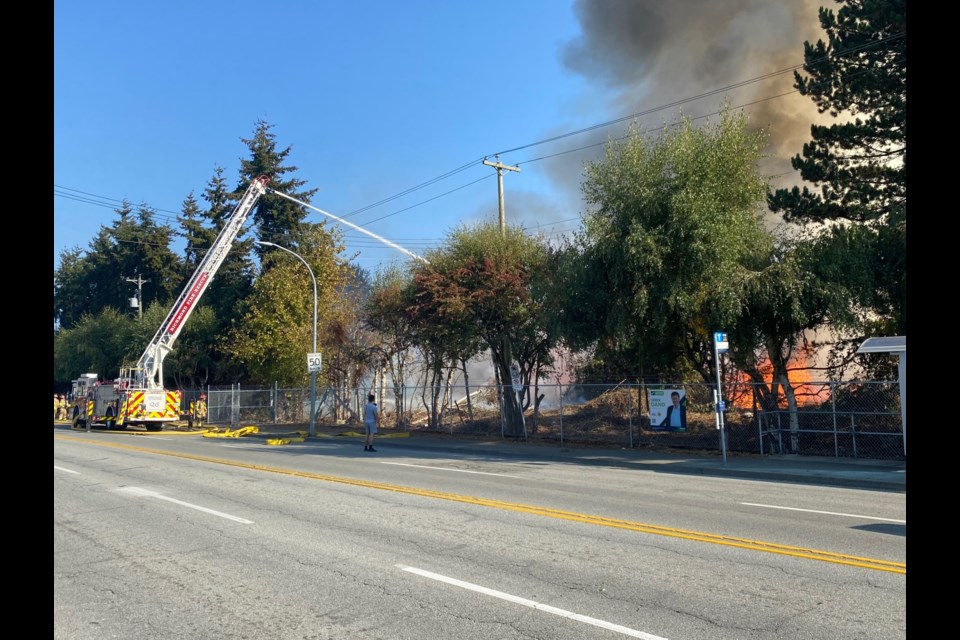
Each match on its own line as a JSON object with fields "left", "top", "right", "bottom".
{"left": 188, "top": 380, "right": 904, "bottom": 461}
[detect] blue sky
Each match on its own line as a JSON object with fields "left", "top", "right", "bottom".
{"left": 54, "top": 0, "right": 826, "bottom": 277}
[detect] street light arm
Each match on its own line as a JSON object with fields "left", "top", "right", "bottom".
{"left": 254, "top": 241, "right": 317, "bottom": 352}
{"left": 254, "top": 239, "right": 320, "bottom": 437}
{"left": 268, "top": 190, "right": 430, "bottom": 265}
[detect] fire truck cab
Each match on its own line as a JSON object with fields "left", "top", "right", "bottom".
{"left": 71, "top": 373, "right": 121, "bottom": 430}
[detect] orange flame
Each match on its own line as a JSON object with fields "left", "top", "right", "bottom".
{"left": 730, "top": 349, "right": 829, "bottom": 409}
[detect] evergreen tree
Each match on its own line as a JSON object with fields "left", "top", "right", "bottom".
{"left": 126, "top": 202, "right": 183, "bottom": 304}
{"left": 768, "top": 0, "right": 905, "bottom": 335}
{"left": 178, "top": 191, "right": 209, "bottom": 276}
{"left": 171, "top": 166, "right": 260, "bottom": 384}
{"left": 199, "top": 166, "right": 257, "bottom": 334}
{"left": 237, "top": 119, "right": 318, "bottom": 258}
{"left": 54, "top": 247, "right": 92, "bottom": 331}
{"left": 54, "top": 200, "right": 182, "bottom": 330}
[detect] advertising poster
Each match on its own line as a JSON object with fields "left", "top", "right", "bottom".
{"left": 648, "top": 388, "right": 687, "bottom": 432}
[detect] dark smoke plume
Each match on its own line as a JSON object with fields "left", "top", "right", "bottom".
{"left": 545, "top": 0, "right": 829, "bottom": 213}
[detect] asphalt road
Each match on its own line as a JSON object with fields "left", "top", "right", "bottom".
{"left": 54, "top": 424, "right": 906, "bottom": 639}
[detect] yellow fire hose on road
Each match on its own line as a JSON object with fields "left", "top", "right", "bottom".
{"left": 202, "top": 425, "right": 260, "bottom": 438}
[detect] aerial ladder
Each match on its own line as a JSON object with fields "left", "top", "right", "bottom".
{"left": 70, "top": 176, "right": 271, "bottom": 431}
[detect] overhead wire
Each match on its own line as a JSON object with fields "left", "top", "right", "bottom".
{"left": 340, "top": 31, "right": 905, "bottom": 242}
{"left": 55, "top": 29, "right": 904, "bottom": 254}
{"left": 343, "top": 29, "right": 904, "bottom": 227}
{"left": 341, "top": 58, "right": 898, "bottom": 256}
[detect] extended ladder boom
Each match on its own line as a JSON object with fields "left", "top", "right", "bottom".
{"left": 137, "top": 175, "right": 270, "bottom": 388}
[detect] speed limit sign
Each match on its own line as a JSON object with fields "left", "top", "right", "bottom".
{"left": 510, "top": 361, "right": 522, "bottom": 393}
{"left": 307, "top": 352, "right": 323, "bottom": 373}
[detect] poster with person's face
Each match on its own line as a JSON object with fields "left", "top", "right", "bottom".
{"left": 649, "top": 388, "right": 687, "bottom": 432}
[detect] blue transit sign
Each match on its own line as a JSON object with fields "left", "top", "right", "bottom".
{"left": 714, "top": 332, "right": 729, "bottom": 352}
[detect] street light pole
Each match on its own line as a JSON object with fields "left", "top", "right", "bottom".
{"left": 255, "top": 240, "right": 318, "bottom": 437}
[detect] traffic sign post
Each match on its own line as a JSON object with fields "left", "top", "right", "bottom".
{"left": 509, "top": 361, "right": 526, "bottom": 437}
{"left": 714, "top": 332, "right": 728, "bottom": 353}
{"left": 510, "top": 361, "right": 522, "bottom": 393}
{"left": 713, "top": 332, "right": 728, "bottom": 465}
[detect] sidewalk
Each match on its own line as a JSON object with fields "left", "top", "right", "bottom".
{"left": 249, "top": 424, "right": 907, "bottom": 493}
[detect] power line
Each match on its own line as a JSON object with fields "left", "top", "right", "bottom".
{"left": 54, "top": 188, "right": 185, "bottom": 231}
{"left": 54, "top": 185, "right": 184, "bottom": 217}
{"left": 344, "top": 30, "right": 905, "bottom": 221}
{"left": 54, "top": 30, "right": 903, "bottom": 247}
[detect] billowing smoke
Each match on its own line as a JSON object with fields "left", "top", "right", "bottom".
{"left": 540, "top": 0, "right": 830, "bottom": 214}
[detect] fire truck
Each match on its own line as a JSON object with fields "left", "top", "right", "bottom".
{"left": 70, "top": 175, "right": 271, "bottom": 431}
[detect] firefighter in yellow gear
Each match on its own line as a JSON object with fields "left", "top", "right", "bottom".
{"left": 57, "top": 395, "right": 68, "bottom": 421}
{"left": 54, "top": 394, "right": 60, "bottom": 421}
{"left": 194, "top": 394, "right": 208, "bottom": 427}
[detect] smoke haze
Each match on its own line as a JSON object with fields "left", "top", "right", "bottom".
{"left": 565, "top": 0, "right": 826, "bottom": 156}
{"left": 436, "top": 2, "right": 837, "bottom": 262}
{"left": 528, "top": 0, "right": 831, "bottom": 229}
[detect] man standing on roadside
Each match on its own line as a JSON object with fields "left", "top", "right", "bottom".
{"left": 363, "top": 394, "right": 380, "bottom": 452}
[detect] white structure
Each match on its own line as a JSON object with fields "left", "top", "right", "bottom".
{"left": 856, "top": 336, "right": 906, "bottom": 457}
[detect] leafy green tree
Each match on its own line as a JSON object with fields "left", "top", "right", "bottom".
{"left": 768, "top": 0, "right": 905, "bottom": 336}
{"left": 410, "top": 223, "right": 553, "bottom": 436}
{"left": 318, "top": 266, "right": 377, "bottom": 423}
{"left": 237, "top": 119, "right": 318, "bottom": 258}
{"left": 805, "top": 222, "right": 900, "bottom": 380}
{"left": 128, "top": 300, "right": 220, "bottom": 390}
{"left": 54, "top": 308, "right": 138, "bottom": 383}
{"left": 226, "top": 223, "right": 350, "bottom": 386}
{"left": 405, "top": 265, "right": 478, "bottom": 431}
{"left": 54, "top": 300, "right": 220, "bottom": 392}
{"left": 728, "top": 229, "right": 871, "bottom": 450}
{"left": 364, "top": 265, "right": 418, "bottom": 427}
{"left": 567, "top": 107, "right": 772, "bottom": 383}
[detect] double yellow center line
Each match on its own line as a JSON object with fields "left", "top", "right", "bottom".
{"left": 56, "top": 435, "right": 906, "bottom": 574}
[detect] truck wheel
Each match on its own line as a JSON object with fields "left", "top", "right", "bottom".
{"left": 72, "top": 408, "right": 84, "bottom": 430}
{"left": 145, "top": 422, "right": 163, "bottom": 432}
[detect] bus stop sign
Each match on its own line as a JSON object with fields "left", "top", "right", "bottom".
{"left": 714, "top": 332, "right": 729, "bottom": 353}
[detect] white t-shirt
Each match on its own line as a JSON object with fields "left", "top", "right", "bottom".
{"left": 670, "top": 405, "right": 682, "bottom": 427}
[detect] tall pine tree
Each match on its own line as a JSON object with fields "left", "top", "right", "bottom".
{"left": 55, "top": 199, "right": 181, "bottom": 329}
{"left": 237, "top": 119, "right": 318, "bottom": 259}
{"left": 196, "top": 166, "right": 257, "bottom": 327}
{"left": 768, "top": 0, "right": 905, "bottom": 335}
{"left": 173, "top": 166, "right": 260, "bottom": 384}
{"left": 178, "top": 191, "right": 208, "bottom": 276}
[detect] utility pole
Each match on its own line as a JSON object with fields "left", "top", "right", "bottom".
{"left": 482, "top": 155, "right": 522, "bottom": 437}
{"left": 125, "top": 274, "right": 149, "bottom": 321}
{"left": 482, "top": 155, "right": 521, "bottom": 236}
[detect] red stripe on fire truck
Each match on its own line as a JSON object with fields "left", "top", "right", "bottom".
{"left": 167, "top": 273, "right": 209, "bottom": 335}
